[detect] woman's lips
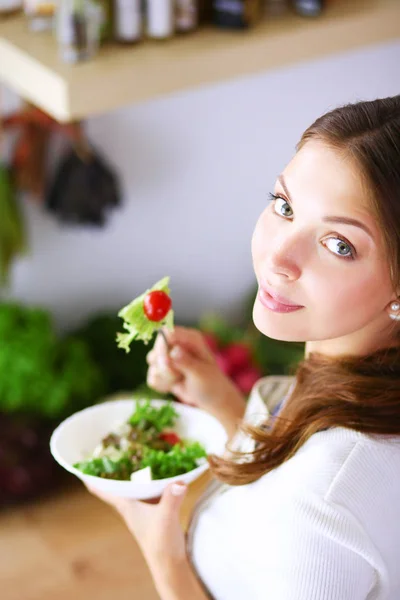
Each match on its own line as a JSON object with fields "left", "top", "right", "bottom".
{"left": 258, "top": 287, "right": 304, "bottom": 314}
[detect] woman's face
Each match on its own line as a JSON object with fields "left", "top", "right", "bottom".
{"left": 252, "top": 140, "right": 397, "bottom": 356}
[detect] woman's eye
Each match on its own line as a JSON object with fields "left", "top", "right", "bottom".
{"left": 324, "top": 237, "right": 355, "bottom": 260}
{"left": 271, "top": 195, "right": 293, "bottom": 218}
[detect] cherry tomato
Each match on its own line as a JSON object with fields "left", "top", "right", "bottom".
{"left": 159, "top": 432, "right": 181, "bottom": 446}
{"left": 143, "top": 290, "right": 172, "bottom": 322}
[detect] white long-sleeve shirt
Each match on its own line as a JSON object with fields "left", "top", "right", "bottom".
{"left": 187, "top": 376, "right": 400, "bottom": 600}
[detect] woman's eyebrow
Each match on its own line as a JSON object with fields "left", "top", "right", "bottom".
{"left": 277, "top": 174, "right": 373, "bottom": 239}
{"left": 322, "top": 216, "right": 373, "bottom": 238}
{"left": 277, "top": 174, "right": 292, "bottom": 203}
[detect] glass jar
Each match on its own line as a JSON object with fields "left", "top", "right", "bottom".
{"left": 56, "top": 0, "right": 102, "bottom": 63}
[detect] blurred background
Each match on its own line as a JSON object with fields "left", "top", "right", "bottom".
{"left": 0, "top": 0, "right": 399, "bottom": 598}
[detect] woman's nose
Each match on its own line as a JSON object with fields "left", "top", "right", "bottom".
{"left": 266, "top": 236, "right": 302, "bottom": 281}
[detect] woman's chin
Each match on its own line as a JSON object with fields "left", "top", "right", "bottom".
{"left": 252, "top": 301, "right": 306, "bottom": 343}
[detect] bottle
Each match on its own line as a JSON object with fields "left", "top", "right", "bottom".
{"left": 213, "top": 0, "right": 261, "bottom": 29}
{"left": 146, "top": 0, "right": 174, "bottom": 39}
{"left": 114, "top": 0, "right": 142, "bottom": 42}
{"left": 175, "top": 0, "right": 197, "bottom": 33}
{"left": 292, "top": 0, "right": 324, "bottom": 17}
{"left": 56, "top": 0, "right": 102, "bottom": 63}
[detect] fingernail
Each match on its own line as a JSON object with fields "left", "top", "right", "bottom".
{"left": 171, "top": 483, "right": 186, "bottom": 496}
{"left": 170, "top": 346, "right": 183, "bottom": 361}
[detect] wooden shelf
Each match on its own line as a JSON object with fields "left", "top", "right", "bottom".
{"left": 0, "top": 0, "right": 399, "bottom": 122}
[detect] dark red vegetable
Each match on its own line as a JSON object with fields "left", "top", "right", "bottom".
{"left": 143, "top": 291, "right": 172, "bottom": 322}
{"left": 159, "top": 432, "right": 181, "bottom": 446}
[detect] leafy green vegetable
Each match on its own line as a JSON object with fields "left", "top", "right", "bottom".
{"left": 0, "top": 302, "right": 105, "bottom": 418}
{"left": 74, "top": 402, "right": 207, "bottom": 481}
{"left": 140, "top": 442, "right": 207, "bottom": 480}
{"left": 128, "top": 399, "right": 178, "bottom": 432}
{"left": 116, "top": 276, "right": 174, "bottom": 351}
{"left": 74, "top": 441, "right": 207, "bottom": 482}
{"left": 74, "top": 455, "right": 132, "bottom": 480}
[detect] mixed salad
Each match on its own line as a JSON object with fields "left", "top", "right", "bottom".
{"left": 74, "top": 400, "right": 207, "bottom": 481}
{"left": 75, "top": 278, "right": 207, "bottom": 481}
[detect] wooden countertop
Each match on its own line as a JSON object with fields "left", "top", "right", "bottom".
{"left": 1, "top": 471, "right": 212, "bottom": 600}
{"left": 1, "top": 0, "right": 399, "bottom": 122}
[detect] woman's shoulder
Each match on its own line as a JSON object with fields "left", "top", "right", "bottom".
{"left": 316, "top": 428, "right": 400, "bottom": 507}
{"left": 242, "top": 375, "right": 400, "bottom": 516}
{"left": 267, "top": 426, "right": 400, "bottom": 518}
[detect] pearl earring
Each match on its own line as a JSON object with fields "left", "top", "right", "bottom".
{"left": 389, "top": 300, "right": 400, "bottom": 320}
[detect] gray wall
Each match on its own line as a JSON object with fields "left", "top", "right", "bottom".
{"left": 2, "top": 40, "right": 400, "bottom": 331}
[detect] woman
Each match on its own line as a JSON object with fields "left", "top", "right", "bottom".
{"left": 88, "top": 96, "right": 400, "bottom": 599}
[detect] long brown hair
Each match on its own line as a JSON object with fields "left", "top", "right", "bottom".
{"left": 209, "top": 96, "right": 400, "bottom": 485}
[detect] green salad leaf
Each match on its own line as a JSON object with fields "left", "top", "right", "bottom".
{"left": 141, "top": 442, "right": 207, "bottom": 480}
{"left": 116, "top": 276, "right": 174, "bottom": 351}
{"left": 74, "top": 455, "right": 133, "bottom": 480}
{"left": 128, "top": 399, "right": 178, "bottom": 432}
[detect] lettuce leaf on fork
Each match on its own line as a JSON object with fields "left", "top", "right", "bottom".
{"left": 116, "top": 276, "right": 174, "bottom": 351}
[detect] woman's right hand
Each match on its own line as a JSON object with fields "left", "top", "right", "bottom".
{"left": 146, "top": 326, "right": 246, "bottom": 438}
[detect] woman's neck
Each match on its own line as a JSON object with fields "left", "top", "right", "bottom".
{"left": 305, "top": 332, "right": 397, "bottom": 359}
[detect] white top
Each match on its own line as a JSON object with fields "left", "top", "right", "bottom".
{"left": 188, "top": 377, "right": 400, "bottom": 600}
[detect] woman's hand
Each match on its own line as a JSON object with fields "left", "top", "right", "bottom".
{"left": 85, "top": 481, "right": 188, "bottom": 575}
{"left": 146, "top": 326, "right": 246, "bottom": 438}
{"left": 86, "top": 482, "right": 211, "bottom": 600}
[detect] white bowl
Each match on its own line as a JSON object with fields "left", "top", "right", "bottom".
{"left": 50, "top": 398, "right": 227, "bottom": 500}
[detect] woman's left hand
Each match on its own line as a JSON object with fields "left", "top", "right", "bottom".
{"left": 85, "top": 481, "right": 188, "bottom": 575}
